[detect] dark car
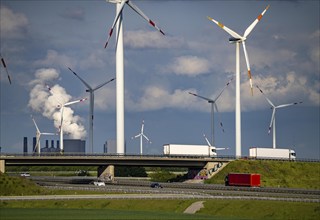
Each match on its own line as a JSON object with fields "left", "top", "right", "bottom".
{"left": 150, "top": 182, "right": 163, "bottom": 188}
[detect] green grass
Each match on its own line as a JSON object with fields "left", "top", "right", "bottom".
{"left": 1, "top": 200, "right": 319, "bottom": 220}
{"left": 206, "top": 160, "right": 320, "bottom": 189}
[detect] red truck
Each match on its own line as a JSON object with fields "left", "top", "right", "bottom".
{"left": 225, "top": 173, "right": 261, "bottom": 187}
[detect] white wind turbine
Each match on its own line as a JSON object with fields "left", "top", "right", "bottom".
{"left": 203, "top": 134, "right": 229, "bottom": 151}
{"left": 189, "top": 77, "right": 233, "bottom": 146}
{"left": 208, "top": 5, "right": 270, "bottom": 157}
{"left": 132, "top": 120, "right": 151, "bottom": 155}
{"left": 46, "top": 85, "right": 87, "bottom": 153}
{"left": 31, "top": 115, "right": 56, "bottom": 155}
{"left": 256, "top": 85, "right": 302, "bottom": 149}
{"left": 104, "top": 0, "right": 165, "bottom": 155}
{"left": 68, "top": 67, "right": 115, "bottom": 154}
{"left": 1, "top": 55, "right": 12, "bottom": 84}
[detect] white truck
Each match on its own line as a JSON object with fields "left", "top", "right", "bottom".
{"left": 163, "top": 144, "right": 217, "bottom": 157}
{"left": 249, "top": 147, "right": 296, "bottom": 160}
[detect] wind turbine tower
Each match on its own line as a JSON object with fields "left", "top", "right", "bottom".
{"left": 189, "top": 77, "right": 233, "bottom": 146}
{"left": 46, "top": 85, "right": 87, "bottom": 153}
{"left": 256, "top": 86, "right": 302, "bottom": 149}
{"left": 31, "top": 115, "right": 56, "bottom": 155}
{"left": 132, "top": 120, "right": 151, "bottom": 155}
{"left": 104, "top": 0, "right": 164, "bottom": 154}
{"left": 68, "top": 67, "right": 115, "bottom": 153}
{"left": 208, "top": 5, "right": 270, "bottom": 157}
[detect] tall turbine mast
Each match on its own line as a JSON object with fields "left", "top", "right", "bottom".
{"left": 132, "top": 120, "right": 151, "bottom": 155}
{"left": 46, "top": 85, "right": 87, "bottom": 153}
{"left": 256, "top": 85, "right": 302, "bottom": 149}
{"left": 188, "top": 77, "right": 233, "bottom": 146}
{"left": 104, "top": 0, "right": 165, "bottom": 155}
{"left": 68, "top": 67, "right": 115, "bottom": 153}
{"left": 208, "top": 5, "right": 270, "bottom": 157}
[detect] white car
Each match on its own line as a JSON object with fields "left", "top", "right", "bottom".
{"left": 93, "top": 181, "right": 105, "bottom": 186}
{"left": 20, "top": 172, "right": 30, "bottom": 177}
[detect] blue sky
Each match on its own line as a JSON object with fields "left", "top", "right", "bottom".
{"left": 0, "top": 0, "right": 319, "bottom": 159}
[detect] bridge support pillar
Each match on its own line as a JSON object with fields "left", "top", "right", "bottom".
{"left": 0, "top": 160, "right": 5, "bottom": 173}
{"left": 97, "top": 165, "right": 114, "bottom": 182}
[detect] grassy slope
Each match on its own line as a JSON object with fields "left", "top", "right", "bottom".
{"left": 205, "top": 160, "right": 320, "bottom": 189}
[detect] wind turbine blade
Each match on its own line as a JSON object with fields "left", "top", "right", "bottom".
{"left": 188, "top": 92, "right": 213, "bottom": 103}
{"left": 42, "top": 133, "right": 56, "bottom": 135}
{"left": 142, "top": 134, "right": 150, "bottom": 142}
{"left": 207, "top": 16, "right": 242, "bottom": 39}
{"left": 126, "top": 1, "right": 165, "bottom": 35}
{"left": 31, "top": 115, "right": 40, "bottom": 133}
{"left": 1, "top": 57, "right": 12, "bottom": 84}
{"left": 134, "top": 134, "right": 141, "bottom": 139}
{"left": 104, "top": 0, "right": 126, "bottom": 48}
{"left": 68, "top": 67, "right": 92, "bottom": 90}
{"left": 214, "top": 103, "right": 219, "bottom": 113}
{"left": 256, "top": 85, "right": 275, "bottom": 107}
{"left": 269, "top": 108, "right": 276, "bottom": 134}
{"left": 92, "top": 77, "right": 115, "bottom": 91}
{"left": 214, "top": 77, "right": 234, "bottom": 102}
{"left": 64, "top": 98, "right": 87, "bottom": 106}
{"left": 141, "top": 120, "right": 145, "bottom": 133}
{"left": 244, "top": 5, "right": 270, "bottom": 38}
{"left": 242, "top": 41, "right": 253, "bottom": 96}
{"left": 220, "top": 122, "right": 225, "bottom": 133}
{"left": 203, "top": 134, "right": 212, "bottom": 147}
{"left": 277, "top": 101, "right": 302, "bottom": 109}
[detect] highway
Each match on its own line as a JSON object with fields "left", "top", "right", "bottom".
{"left": 12, "top": 176, "right": 319, "bottom": 203}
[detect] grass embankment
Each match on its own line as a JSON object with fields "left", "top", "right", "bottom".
{"left": 206, "top": 160, "right": 320, "bottom": 189}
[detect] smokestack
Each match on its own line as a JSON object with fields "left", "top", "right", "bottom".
{"left": 46, "top": 140, "right": 49, "bottom": 148}
{"left": 57, "top": 140, "right": 60, "bottom": 149}
{"left": 23, "top": 137, "right": 28, "bottom": 155}
{"left": 51, "top": 140, "right": 54, "bottom": 148}
{"left": 33, "top": 137, "right": 36, "bottom": 152}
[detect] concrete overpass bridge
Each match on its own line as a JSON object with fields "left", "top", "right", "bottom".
{"left": 0, "top": 154, "right": 234, "bottom": 180}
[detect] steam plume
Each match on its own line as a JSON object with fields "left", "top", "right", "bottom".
{"left": 28, "top": 68, "right": 86, "bottom": 139}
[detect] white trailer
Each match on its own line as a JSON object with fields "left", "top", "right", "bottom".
{"left": 163, "top": 144, "right": 217, "bottom": 157}
{"left": 249, "top": 147, "right": 296, "bottom": 160}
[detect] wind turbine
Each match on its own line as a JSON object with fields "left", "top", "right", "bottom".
{"left": 256, "top": 85, "right": 302, "bottom": 149}
{"left": 0, "top": 55, "right": 12, "bottom": 84}
{"left": 207, "top": 5, "right": 270, "bottom": 157}
{"left": 188, "top": 77, "right": 233, "bottom": 146}
{"left": 46, "top": 85, "right": 87, "bottom": 153}
{"left": 132, "top": 120, "right": 151, "bottom": 155}
{"left": 31, "top": 115, "right": 56, "bottom": 155}
{"left": 104, "top": 0, "right": 165, "bottom": 155}
{"left": 203, "top": 134, "right": 229, "bottom": 151}
{"left": 68, "top": 67, "right": 115, "bottom": 154}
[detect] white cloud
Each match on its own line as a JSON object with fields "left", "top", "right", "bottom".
{"left": 0, "top": 6, "right": 28, "bottom": 39}
{"left": 127, "top": 85, "right": 203, "bottom": 112}
{"left": 163, "top": 55, "right": 212, "bottom": 76}
{"left": 124, "top": 30, "right": 184, "bottom": 49}
{"left": 33, "top": 50, "right": 77, "bottom": 69}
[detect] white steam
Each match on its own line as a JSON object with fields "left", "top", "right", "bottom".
{"left": 28, "top": 68, "right": 87, "bottom": 139}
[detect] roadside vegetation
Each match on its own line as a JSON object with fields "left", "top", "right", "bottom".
{"left": 205, "top": 160, "right": 320, "bottom": 189}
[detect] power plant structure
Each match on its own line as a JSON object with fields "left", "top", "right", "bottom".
{"left": 23, "top": 137, "right": 85, "bottom": 154}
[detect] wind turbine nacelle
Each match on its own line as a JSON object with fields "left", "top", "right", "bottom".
{"left": 229, "top": 37, "right": 241, "bottom": 43}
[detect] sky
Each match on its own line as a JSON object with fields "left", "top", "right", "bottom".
{"left": 0, "top": 0, "right": 319, "bottom": 159}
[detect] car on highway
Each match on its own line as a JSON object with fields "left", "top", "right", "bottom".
{"left": 150, "top": 182, "right": 163, "bottom": 188}
{"left": 20, "top": 172, "right": 30, "bottom": 177}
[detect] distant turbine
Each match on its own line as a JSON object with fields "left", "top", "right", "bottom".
{"left": 104, "top": 0, "right": 165, "bottom": 154}
{"left": 132, "top": 120, "right": 151, "bottom": 155}
{"left": 31, "top": 115, "right": 56, "bottom": 155}
{"left": 256, "top": 85, "right": 302, "bottom": 149}
{"left": 188, "top": 77, "right": 233, "bottom": 146}
{"left": 208, "top": 5, "right": 270, "bottom": 157}
{"left": 68, "top": 67, "right": 115, "bottom": 154}
{"left": 0, "top": 55, "right": 12, "bottom": 84}
{"left": 203, "top": 134, "right": 229, "bottom": 151}
{"left": 46, "top": 85, "right": 87, "bottom": 153}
